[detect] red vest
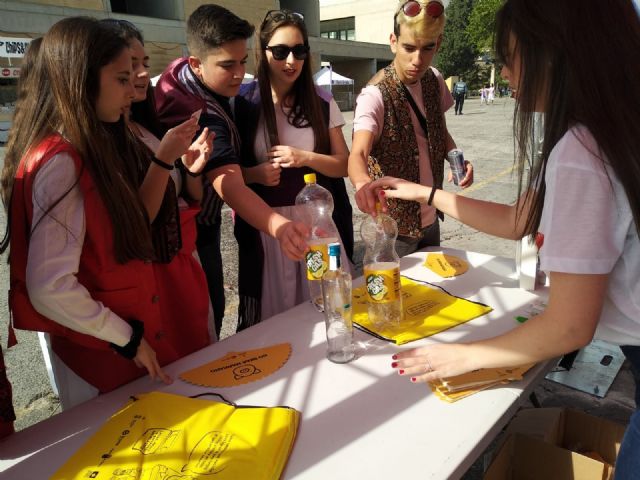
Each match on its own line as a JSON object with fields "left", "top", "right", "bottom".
{"left": 9, "top": 135, "right": 182, "bottom": 392}
{"left": 152, "top": 203, "right": 211, "bottom": 356}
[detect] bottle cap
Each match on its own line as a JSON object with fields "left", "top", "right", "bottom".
{"left": 303, "top": 173, "right": 317, "bottom": 184}
{"left": 328, "top": 242, "right": 341, "bottom": 257}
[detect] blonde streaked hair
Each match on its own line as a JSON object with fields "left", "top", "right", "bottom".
{"left": 394, "top": 1, "right": 446, "bottom": 40}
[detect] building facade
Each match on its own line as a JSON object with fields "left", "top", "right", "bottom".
{"left": 0, "top": 0, "right": 395, "bottom": 139}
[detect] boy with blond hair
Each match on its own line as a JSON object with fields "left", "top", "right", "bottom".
{"left": 348, "top": 0, "right": 473, "bottom": 255}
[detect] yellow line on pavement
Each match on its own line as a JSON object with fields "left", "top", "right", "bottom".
{"left": 458, "top": 164, "right": 516, "bottom": 196}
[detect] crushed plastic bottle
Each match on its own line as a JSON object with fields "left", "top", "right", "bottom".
{"left": 295, "top": 173, "right": 340, "bottom": 312}
{"left": 360, "top": 203, "right": 403, "bottom": 330}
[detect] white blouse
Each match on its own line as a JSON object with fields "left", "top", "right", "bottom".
{"left": 25, "top": 152, "right": 132, "bottom": 347}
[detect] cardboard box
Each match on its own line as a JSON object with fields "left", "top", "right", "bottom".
{"left": 484, "top": 408, "right": 627, "bottom": 480}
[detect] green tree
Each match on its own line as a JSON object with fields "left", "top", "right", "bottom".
{"left": 435, "top": 0, "right": 477, "bottom": 79}
{"left": 467, "top": 0, "right": 504, "bottom": 52}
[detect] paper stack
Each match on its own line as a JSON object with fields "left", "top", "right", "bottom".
{"left": 430, "top": 364, "right": 535, "bottom": 402}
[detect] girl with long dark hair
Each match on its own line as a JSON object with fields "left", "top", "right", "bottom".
{"left": 368, "top": 1, "right": 640, "bottom": 474}
{"left": 236, "top": 9, "right": 353, "bottom": 322}
{"left": 0, "top": 17, "right": 196, "bottom": 408}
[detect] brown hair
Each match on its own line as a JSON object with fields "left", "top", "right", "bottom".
{"left": 495, "top": 0, "right": 640, "bottom": 238}
{"left": 256, "top": 10, "right": 329, "bottom": 152}
{"left": 187, "top": 4, "right": 254, "bottom": 58}
{"left": 1, "top": 17, "right": 154, "bottom": 262}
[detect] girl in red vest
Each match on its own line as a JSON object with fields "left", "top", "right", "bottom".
{"left": 0, "top": 17, "right": 194, "bottom": 408}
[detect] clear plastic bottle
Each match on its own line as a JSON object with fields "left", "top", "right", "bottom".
{"left": 360, "top": 204, "right": 403, "bottom": 330}
{"left": 321, "top": 242, "right": 354, "bottom": 363}
{"left": 295, "top": 173, "right": 340, "bottom": 312}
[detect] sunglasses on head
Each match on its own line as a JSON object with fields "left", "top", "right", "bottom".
{"left": 262, "top": 9, "right": 305, "bottom": 26}
{"left": 265, "top": 44, "right": 309, "bottom": 61}
{"left": 398, "top": 0, "right": 444, "bottom": 19}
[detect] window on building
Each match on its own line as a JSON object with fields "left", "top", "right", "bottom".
{"left": 109, "top": 0, "right": 182, "bottom": 21}
{"left": 320, "top": 16, "right": 355, "bottom": 42}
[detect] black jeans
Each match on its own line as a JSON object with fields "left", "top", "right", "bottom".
{"left": 455, "top": 93, "right": 465, "bottom": 114}
{"left": 196, "top": 218, "right": 225, "bottom": 338}
{"left": 621, "top": 345, "right": 640, "bottom": 408}
{"left": 395, "top": 221, "right": 441, "bottom": 258}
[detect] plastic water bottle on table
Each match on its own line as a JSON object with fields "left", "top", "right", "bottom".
{"left": 295, "top": 173, "right": 340, "bottom": 312}
{"left": 321, "top": 242, "right": 354, "bottom": 363}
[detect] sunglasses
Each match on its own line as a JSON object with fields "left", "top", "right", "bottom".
{"left": 262, "top": 9, "right": 305, "bottom": 26}
{"left": 398, "top": 0, "right": 444, "bottom": 19}
{"left": 265, "top": 44, "right": 309, "bottom": 61}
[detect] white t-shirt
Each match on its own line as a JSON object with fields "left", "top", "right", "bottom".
{"left": 253, "top": 94, "right": 345, "bottom": 162}
{"left": 538, "top": 125, "right": 640, "bottom": 345}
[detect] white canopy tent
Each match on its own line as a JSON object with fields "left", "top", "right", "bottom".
{"left": 313, "top": 66, "right": 354, "bottom": 87}
{"left": 313, "top": 66, "right": 354, "bottom": 110}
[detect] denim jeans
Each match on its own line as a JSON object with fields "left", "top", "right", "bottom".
{"left": 615, "top": 345, "right": 640, "bottom": 479}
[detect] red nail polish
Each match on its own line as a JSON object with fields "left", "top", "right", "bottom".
{"left": 391, "top": 362, "right": 398, "bottom": 368}
{"left": 411, "top": 377, "right": 417, "bottom": 382}
{"left": 399, "top": 369, "right": 404, "bottom": 375}
{"left": 392, "top": 354, "right": 398, "bottom": 360}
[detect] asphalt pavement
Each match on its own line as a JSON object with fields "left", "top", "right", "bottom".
{"left": 0, "top": 96, "right": 635, "bottom": 478}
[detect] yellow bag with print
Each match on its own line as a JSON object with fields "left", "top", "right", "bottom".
{"left": 353, "top": 276, "right": 492, "bottom": 344}
{"left": 52, "top": 391, "right": 299, "bottom": 480}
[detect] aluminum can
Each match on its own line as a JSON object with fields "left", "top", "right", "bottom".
{"left": 446, "top": 148, "right": 465, "bottom": 186}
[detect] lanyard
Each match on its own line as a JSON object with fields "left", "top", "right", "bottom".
{"left": 401, "top": 82, "right": 429, "bottom": 138}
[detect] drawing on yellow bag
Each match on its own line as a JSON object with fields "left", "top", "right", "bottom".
{"left": 54, "top": 392, "right": 300, "bottom": 480}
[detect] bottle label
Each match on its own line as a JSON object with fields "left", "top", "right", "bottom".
{"left": 364, "top": 267, "right": 400, "bottom": 303}
{"left": 306, "top": 244, "right": 329, "bottom": 280}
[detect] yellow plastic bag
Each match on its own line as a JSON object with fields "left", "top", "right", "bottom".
{"left": 52, "top": 391, "right": 299, "bottom": 480}
{"left": 353, "top": 276, "right": 492, "bottom": 344}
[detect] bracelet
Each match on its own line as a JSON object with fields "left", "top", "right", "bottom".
{"left": 185, "top": 169, "right": 202, "bottom": 178}
{"left": 427, "top": 186, "right": 439, "bottom": 206}
{"left": 151, "top": 156, "right": 174, "bottom": 171}
{"left": 110, "top": 319, "right": 144, "bottom": 360}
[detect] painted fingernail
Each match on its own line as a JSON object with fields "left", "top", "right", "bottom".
{"left": 391, "top": 362, "right": 398, "bottom": 368}
{"left": 392, "top": 354, "right": 398, "bottom": 360}
{"left": 399, "top": 369, "right": 405, "bottom": 375}
{"left": 411, "top": 377, "right": 417, "bottom": 382}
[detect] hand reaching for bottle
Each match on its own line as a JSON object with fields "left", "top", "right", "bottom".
{"left": 276, "top": 221, "right": 310, "bottom": 260}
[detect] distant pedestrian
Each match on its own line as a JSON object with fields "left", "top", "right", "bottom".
{"left": 452, "top": 77, "right": 467, "bottom": 115}
{"left": 487, "top": 84, "right": 495, "bottom": 104}
{"left": 479, "top": 86, "right": 487, "bottom": 104}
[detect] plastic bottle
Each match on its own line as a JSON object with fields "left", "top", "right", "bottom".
{"left": 295, "top": 173, "right": 340, "bottom": 312}
{"left": 360, "top": 203, "right": 403, "bottom": 329}
{"left": 321, "top": 242, "right": 354, "bottom": 363}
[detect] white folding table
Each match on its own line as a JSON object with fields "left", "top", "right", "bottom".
{"left": 0, "top": 247, "right": 552, "bottom": 479}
